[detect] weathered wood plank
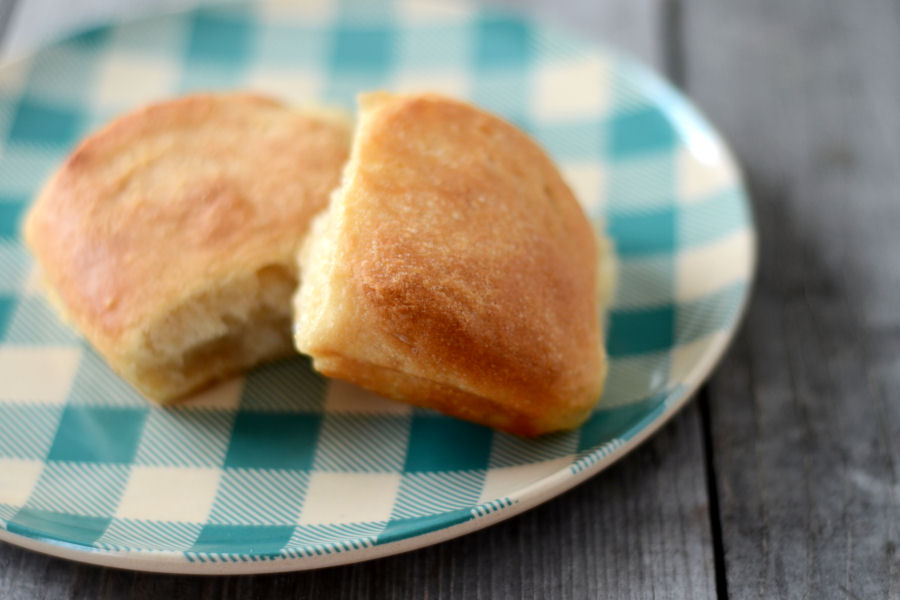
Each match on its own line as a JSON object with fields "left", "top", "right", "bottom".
{"left": 0, "top": 0, "right": 225, "bottom": 60}
{"left": 682, "top": 0, "right": 900, "bottom": 597}
{"left": 0, "top": 0, "right": 665, "bottom": 66}
{"left": 498, "top": 0, "right": 664, "bottom": 66}
{"left": 0, "top": 1, "right": 718, "bottom": 598}
{"left": 0, "top": 0, "right": 19, "bottom": 50}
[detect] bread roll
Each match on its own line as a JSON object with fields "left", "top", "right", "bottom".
{"left": 24, "top": 93, "right": 351, "bottom": 401}
{"left": 293, "top": 92, "right": 608, "bottom": 436}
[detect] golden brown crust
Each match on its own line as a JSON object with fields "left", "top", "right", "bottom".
{"left": 24, "top": 93, "right": 351, "bottom": 400}
{"left": 295, "top": 92, "right": 607, "bottom": 436}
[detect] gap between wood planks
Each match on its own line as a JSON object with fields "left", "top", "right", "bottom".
{"left": 0, "top": 0, "right": 20, "bottom": 52}
{"left": 661, "top": 0, "right": 729, "bottom": 598}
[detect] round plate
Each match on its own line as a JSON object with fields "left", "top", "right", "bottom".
{"left": 0, "top": 0, "right": 755, "bottom": 574}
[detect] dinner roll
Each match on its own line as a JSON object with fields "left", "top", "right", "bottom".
{"left": 24, "top": 93, "right": 351, "bottom": 402}
{"left": 293, "top": 92, "right": 609, "bottom": 436}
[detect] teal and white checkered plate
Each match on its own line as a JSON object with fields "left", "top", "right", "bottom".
{"left": 0, "top": 0, "right": 755, "bottom": 573}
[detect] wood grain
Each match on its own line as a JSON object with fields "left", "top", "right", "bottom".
{"left": 683, "top": 0, "right": 900, "bottom": 597}
{"left": 0, "top": 0, "right": 720, "bottom": 598}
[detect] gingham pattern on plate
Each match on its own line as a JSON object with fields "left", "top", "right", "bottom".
{"left": 0, "top": 0, "right": 754, "bottom": 571}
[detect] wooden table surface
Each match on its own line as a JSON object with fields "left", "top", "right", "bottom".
{"left": 1, "top": 0, "right": 898, "bottom": 597}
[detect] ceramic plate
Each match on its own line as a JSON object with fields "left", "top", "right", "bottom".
{"left": 0, "top": 0, "right": 755, "bottom": 574}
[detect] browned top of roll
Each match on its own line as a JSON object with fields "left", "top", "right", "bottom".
{"left": 297, "top": 92, "right": 606, "bottom": 435}
{"left": 24, "top": 93, "right": 351, "bottom": 359}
